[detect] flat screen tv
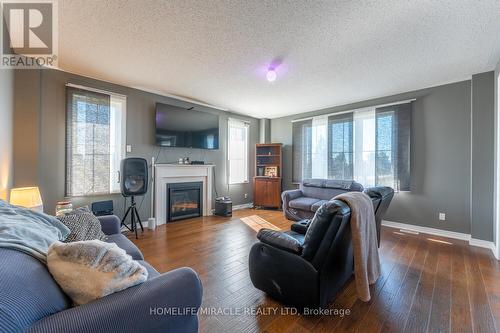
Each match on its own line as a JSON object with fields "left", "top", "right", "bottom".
{"left": 155, "top": 103, "right": 219, "bottom": 149}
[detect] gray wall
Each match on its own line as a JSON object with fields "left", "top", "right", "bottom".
{"left": 259, "top": 118, "right": 271, "bottom": 143}
{"left": 495, "top": 60, "right": 500, "bottom": 246}
{"left": 0, "top": 69, "right": 14, "bottom": 200}
{"left": 471, "top": 72, "right": 495, "bottom": 241}
{"left": 272, "top": 78, "right": 495, "bottom": 239}
{"left": 14, "top": 68, "right": 259, "bottom": 220}
{"left": 13, "top": 70, "right": 40, "bottom": 187}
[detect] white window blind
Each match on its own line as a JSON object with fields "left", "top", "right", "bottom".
{"left": 66, "top": 86, "right": 126, "bottom": 197}
{"left": 311, "top": 115, "right": 328, "bottom": 179}
{"left": 353, "top": 108, "right": 376, "bottom": 187}
{"left": 228, "top": 119, "right": 249, "bottom": 184}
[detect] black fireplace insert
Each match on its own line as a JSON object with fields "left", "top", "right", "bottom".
{"left": 167, "top": 181, "right": 203, "bottom": 222}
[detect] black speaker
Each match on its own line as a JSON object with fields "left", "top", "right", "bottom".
{"left": 120, "top": 158, "right": 148, "bottom": 197}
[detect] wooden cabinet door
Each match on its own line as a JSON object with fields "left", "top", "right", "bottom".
{"left": 253, "top": 178, "right": 266, "bottom": 206}
{"left": 263, "top": 179, "right": 272, "bottom": 207}
{"left": 266, "top": 178, "right": 281, "bottom": 208}
{"left": 253, "top": 177, "right": 281, "bottom": 208}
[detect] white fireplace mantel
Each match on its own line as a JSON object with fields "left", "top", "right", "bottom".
{"left": 154, "top": 164, "right": 215, "bottom": 225}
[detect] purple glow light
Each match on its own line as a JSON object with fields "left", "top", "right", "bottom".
{"left": 266, "top": 69, "right": 277, "bottom": 82}
{"left": 255, "top": 58, "right": 286, "bottom": 82}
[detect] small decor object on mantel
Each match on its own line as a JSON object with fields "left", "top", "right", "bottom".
{"left": 264, "top": 166, "right": 278, "bottom": 177}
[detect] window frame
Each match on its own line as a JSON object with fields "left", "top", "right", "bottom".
{"left": 65, "top": 84, "right": 127, "bottom": 197}
{"left": 227, "top": 118, "right": 250, "bottom": 185}
{"left": 108, "top": 95, "right": 127, "bottom": 194}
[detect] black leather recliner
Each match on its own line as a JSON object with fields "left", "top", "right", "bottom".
{"left": 248, "top": 186, "right": 393, "bottom": 309}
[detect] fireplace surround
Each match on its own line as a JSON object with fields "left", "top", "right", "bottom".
{"left": 154, "top": 164, "right": 214, "bottom": 225}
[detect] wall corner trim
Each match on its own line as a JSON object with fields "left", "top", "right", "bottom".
{"left": 382, "top": 220, "right": 498, "bottom": 259}
{"left": 469, "top": 238, "right": 497, "bottom": 258}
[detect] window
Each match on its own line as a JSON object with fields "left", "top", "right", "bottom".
{"left": 292, "top": 102, "right": 412, "bottom": 191}
{"left": 66, "top": 86, "right": 126, "bottom": 196}
{"left": 228, "top": 119, "right": 249, "bottom": 184}
{"left": 328, "top": 112, "right": 353, "bottom": 180}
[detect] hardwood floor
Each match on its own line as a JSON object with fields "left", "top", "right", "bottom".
{"left": 127, "top": 209, "right": 500, "bottom": 333}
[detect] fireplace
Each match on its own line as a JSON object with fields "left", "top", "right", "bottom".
{"left": 167, "top": 181, "right": 203, "bottom": 222}
{"left": 154, "top": 164, "right": 214, "bottom": 225}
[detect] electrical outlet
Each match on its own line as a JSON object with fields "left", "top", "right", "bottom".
{"left": 439, "top": 213, "right": 446, "bottom": 221}
{"left": 126, "top": 145, "right": 132, "bottom": 153}
{"left": 244, "top": 193, "right": 248, "bottom": 199}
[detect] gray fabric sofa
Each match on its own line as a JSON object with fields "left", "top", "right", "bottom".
{"left": 0, "top": 215, "right": 203, "bottom": 333}
{"left": 282, "top": 179, "right": 364, "bottom": 221}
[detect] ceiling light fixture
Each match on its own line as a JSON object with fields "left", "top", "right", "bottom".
{"left": 266, "top": 68, "right": 277, "bottom": 82}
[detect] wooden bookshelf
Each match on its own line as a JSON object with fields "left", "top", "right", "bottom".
{"left": 253, "top": 143, "right": 283, "bottom": 208}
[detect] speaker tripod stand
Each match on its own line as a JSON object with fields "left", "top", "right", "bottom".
{"left": 121, "top": 196, "right": 144, "bottom": 239}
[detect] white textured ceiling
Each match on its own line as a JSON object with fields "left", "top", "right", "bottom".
{"left": 58, "top": 0, "right": 500, "bottom": 119}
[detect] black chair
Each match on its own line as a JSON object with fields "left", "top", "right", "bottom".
{"left": 248, "top": 187, "right": 393, "bottom": 309}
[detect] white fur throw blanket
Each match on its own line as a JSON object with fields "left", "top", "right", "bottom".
{"left": 47, "top": 240, "right": 148, "bottom": 305}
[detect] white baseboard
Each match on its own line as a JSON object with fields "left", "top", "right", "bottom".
{"left": 232, "top": 203, "right": 254, "bottom": 210}
{"left": 210, "top": 202, "right": 254, "bottom": 214}
{"left": 382, "top": 220, "right": 498, "bottom": 258}
{"left": 382, "top": 220, "right": 470, "bottom": 241}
